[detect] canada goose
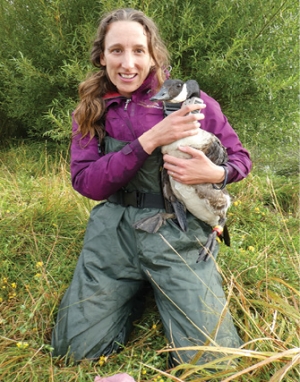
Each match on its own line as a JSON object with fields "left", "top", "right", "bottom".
{"left": 134, "top": 79, "right": 230, "bottom": 261}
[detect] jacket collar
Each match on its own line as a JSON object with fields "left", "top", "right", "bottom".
{"left": 104, "top": 70, "right": 158, "bottom": 105}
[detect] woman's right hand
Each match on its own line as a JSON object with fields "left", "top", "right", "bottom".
{"left": 138, "top": 102, "right": 205, "bottom": 154}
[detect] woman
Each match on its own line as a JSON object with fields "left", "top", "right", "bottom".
{"left": 51, "top": 8, "right": 252, "bottom": 366}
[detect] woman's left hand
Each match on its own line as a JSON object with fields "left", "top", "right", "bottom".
{"left": 163, "top": 146, "right": 225, "bottom": 185}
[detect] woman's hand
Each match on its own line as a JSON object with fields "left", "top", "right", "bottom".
{"left": 163, "top": 146, "right": 225, "bottom": 185}
{"left": 138, "top": 103, "right": 205, "bottom": 154}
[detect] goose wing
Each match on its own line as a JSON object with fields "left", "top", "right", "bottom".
{"left": 162, "top": 167, "right": 188, "bottom": 232}
{"left": 201, "top": 139, "right": 228, "bottom": 165}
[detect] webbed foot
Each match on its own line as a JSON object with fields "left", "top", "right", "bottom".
{"left": 196, "top": 222, "right": 231, "bottom": 262}
{"left": 196, "top": 231, "right": 218, "bottom": 262}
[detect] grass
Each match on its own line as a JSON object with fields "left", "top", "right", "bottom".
{"left": 0, "top": 140, "right": 299, "bottom": 382}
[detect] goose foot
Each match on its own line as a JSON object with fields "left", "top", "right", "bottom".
{"left": 196, "top": 231, "right": 218, "bottom": 262}
{"left": 133, "top": 213, "right": 175, "bottom": 233}
{"left": 196, "top": 222, "right": 230, "bottom": 262}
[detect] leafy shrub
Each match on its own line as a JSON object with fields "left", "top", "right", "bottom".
{"left": 0, "top": 0, "right": 298, "bottom": 148}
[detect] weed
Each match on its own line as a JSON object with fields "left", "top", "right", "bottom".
{"left": 0, "top": 142, "right": 299, "bottom": 381}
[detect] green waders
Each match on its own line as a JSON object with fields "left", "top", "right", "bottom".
{"left": 51, "top": 137, "right": 242, "bottom": 364}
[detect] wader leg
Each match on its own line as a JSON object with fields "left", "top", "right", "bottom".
{"left": 51, "top": 251, "right": 145, "bottom": 361}
{"left": 51, "top": 203, "right": 147, "bottom": 362}
{"left": 138, "top": 217, "right": 242, "bottom": 365}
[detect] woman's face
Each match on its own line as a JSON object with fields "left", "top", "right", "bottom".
{"left": 100, "top": 21, "right": 155, "bottom": 98}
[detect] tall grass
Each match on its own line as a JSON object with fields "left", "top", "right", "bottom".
{"left": 0, "top": 141, "right": 299, "bottom": 382}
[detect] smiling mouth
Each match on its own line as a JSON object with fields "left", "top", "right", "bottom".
{"left": 120, "top": 73, "right": 137, "bottom": 79}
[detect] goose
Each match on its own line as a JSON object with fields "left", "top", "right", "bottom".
{"left": 134, "top": 79, "right": 230, "bottom": 261}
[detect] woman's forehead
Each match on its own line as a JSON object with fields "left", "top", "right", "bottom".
{"left": 104, "top": 21, "right": 148, "bottom": 47}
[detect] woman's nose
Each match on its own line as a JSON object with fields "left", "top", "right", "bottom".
{"left": 122, "top": 52, "right": 135, "bottom": 69}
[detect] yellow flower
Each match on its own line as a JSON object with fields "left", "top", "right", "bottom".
{"left": 36, "top": 261, "right": 44, "bottom": 268}
{"left": 2, "top": 278, "right": 8, "bottom": 284}
{"left": 98, "top": 355, "right": 106, "bottom": 366}
{"left": 248, "top": 246, "right": 255, "bottom": 252}
{"left": 11, "top": 282, "right": 17, "bottom": 289}
{"left": 254, "top": 207, "right": 260, "bottom": 213}
{"left": 8, "top": 292, "right": 16, "bottom": 299}
{"left": 16, "top": 341, "right": 29, "bottom": 349}
{"left": 0, "top": 297, "right": 3, "bottom": 303}
{"left": 233, "top": 201, "right": 239, "bottom": 206}
{"left": 152, "top": 324, "right": 157, "bottom": 330}
{"left": 34, "top": 273, "right": 42, "bottom": 279}
{"left": 142, "top": 369, "right": 147, "bottom": 375}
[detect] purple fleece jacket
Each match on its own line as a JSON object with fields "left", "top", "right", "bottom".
{"left": 71, "top": 72, "right": 252, "bottom": 201}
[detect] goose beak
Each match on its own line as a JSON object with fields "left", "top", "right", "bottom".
{"left": 150, "top": 87, "right": 170, "bottom": 101}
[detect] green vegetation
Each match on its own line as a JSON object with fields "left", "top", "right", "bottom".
{"left": 0, "top": 0, "right": 298, "bottom": 146}
{"left": 0, "top": 0, "right": 299, "bottom": 380}
{"left": 0, "top": 142, "right": 299, "bottom": 381}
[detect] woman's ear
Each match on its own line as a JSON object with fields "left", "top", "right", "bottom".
{"left": 100, "top": 54, "right": 106, "bottom": 66}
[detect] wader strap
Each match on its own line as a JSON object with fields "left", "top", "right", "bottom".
{"left": 107, "top": 190, "right": 165, "bottom": 209}
{"left": 107, "top": 103, "right": 182, "bottom": 209}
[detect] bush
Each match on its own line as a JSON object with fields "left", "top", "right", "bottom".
{"left": 0, "top": 0, "right": 98, "bottom": 141}
{"left": 0, "top": 0, "right": 298, "bottom": 146}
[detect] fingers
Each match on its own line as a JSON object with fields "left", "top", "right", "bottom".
{"left": 146, "top": 102, "right": 205, "bottom": 150}
{"left": 166, "top": 113, "right": 202, "bottom": 133}
{"left": 180, "top": 102, "right": 206, "bottom": 115}
{"left": 163, "top": 150, "right": 205, "bottom": 172}
{"left": 169, "top": 104, "right": 205, "bottom": 126}
{"left": 163, "top": 154, "right": 185, "bottom": 168}
{"left": 164, "top": 149, "right": 206, "bottom": 167}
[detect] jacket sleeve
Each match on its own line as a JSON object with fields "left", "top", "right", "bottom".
{"left": 70, "top": 117, "right": 149, "bottom": 200}
{"left": 200, "top": 91, "right": 252, "bottom": 183}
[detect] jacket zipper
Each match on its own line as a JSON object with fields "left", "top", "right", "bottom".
{"left": 124, "top": 98, "right": 131, "bottom": 110}
{"left": 122, "top": 98, "right": 137, "bottom": 138}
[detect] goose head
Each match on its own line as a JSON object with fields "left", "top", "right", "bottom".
{"left": 150, "top": 79, "right": 200, "bottom": 103}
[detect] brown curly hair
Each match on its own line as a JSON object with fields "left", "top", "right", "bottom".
{"left": 74, "top": 8, "right": 170, "bottom": 142}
